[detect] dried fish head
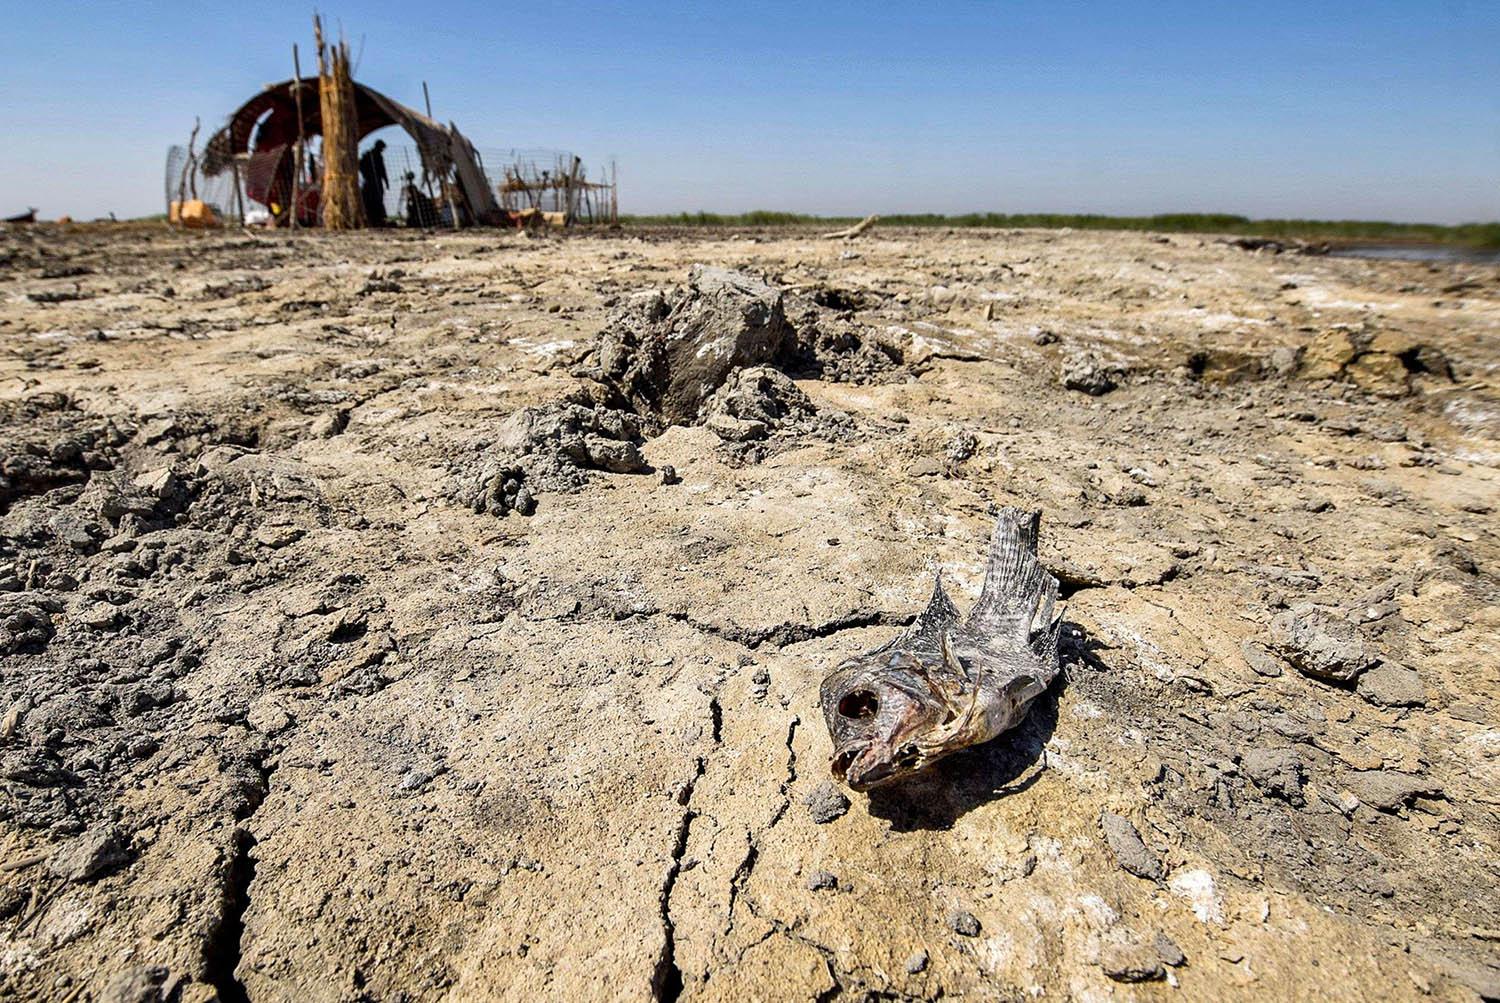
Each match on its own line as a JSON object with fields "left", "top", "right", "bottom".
{"left": 822, "top": 650, "right": 955, "bottom": 790}
{"left": 820, "top": 508, "right": 1064, "bottom": 792}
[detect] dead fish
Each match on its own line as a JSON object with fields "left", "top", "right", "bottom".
{"left": 820, "top": 508, "right": 1063, "bottom": 791}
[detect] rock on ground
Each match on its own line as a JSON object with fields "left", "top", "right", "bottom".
{"left": 1267, "top": 603, "right": 1377, "bottom": 683}
{"left": 1099, "top": 811, "right": 1164, "bottom": 881}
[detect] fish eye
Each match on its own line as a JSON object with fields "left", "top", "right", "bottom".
{"left": 837, "top": 690, "right": 879, "bottom": 719}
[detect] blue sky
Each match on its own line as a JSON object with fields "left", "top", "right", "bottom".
{"left": 1, "top": 1, "right": 1496, "bottom": 221}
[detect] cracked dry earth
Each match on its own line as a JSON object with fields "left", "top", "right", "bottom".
{"left": 0, "top": 222, "right": 1497, "bottom": 1002}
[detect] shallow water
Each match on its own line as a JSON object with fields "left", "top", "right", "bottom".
{"left": 1329, "top": 243, "right": 1500, "bottom": 264}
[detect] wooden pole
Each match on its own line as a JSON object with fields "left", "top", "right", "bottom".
{"left": 232, "top": 161, "right": 246, "bottom": 224}
{"left": 413, "top": 82, "right": 436, "bottom": 205}
{"left": 423, "top": 80, "right": 462, "bottom": 228}
{"left": 291, "top": 44, "right": 304, "bottom": 230}
{"left": 173, "top": 118, "right": 201, "bottom": 224}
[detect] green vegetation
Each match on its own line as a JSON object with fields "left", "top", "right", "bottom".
{"left": 619, "top": 211, "right": 1500, "bottom": 248}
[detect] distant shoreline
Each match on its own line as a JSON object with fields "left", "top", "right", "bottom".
{"left": 29, "top": 213, "right": 1500, "bottom": 255}
{"left": 616, "top": 212, "right": 1500, "bottom": 249}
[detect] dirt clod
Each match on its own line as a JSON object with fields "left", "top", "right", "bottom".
{"left": 1267, "top": 603, "right": 1377, "bottom": 683}
{"left": 1100, "top": 811, "right": 1165, "bottom": 880}
{"left": 804, "top": 780, "right": 851, "bottom": 824}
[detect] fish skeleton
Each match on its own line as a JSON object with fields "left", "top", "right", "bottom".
{"left": 820, "top": 508, "right": 1063, "bottom": 791}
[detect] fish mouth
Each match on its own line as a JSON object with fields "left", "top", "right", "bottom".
{"left": 832, "top": 743, "right": 922, "bottom": 791}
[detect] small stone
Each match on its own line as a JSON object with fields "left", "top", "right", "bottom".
{"left": 948, "top": 909, "right": 981, "bottom": 937}
{"left": 908, "top": 457, "right": 942, "bottom": 478}
{"left": 1267, "top": 345, "right": 1301, "bottom": 376}
{"left": 657, "top": 464, "right": 680, "bottom": 486}
{"left": 49, "top": 824, "right": 129, "bottom": 882}
{"left": 704, "top": 413, "right": 768, "bottom": 442}
{"left": 137, "top": 637, "right": 179, "bottom": 666}
{"left": 584, "top": 435, "right": 649, "bottom": 473}
{"left": 1241, "top": 748, "right": 1304, "bottom": 805}
{"left": 254, "top": 524, "right": 305, "bottom": 549}
{"left": 1154, "top": 932, "right": 1186, "bottom": 967}
{"left": 1100, "top": 812, "right": 1163, "bottom": 881}
{"left": 309, "top": 408, "right": 351, "bottom": 438}
{"left": 99, "top": 965, "right": 169, "bottom": 1003}
{"left": 132, "top": 467, "right": 181, "bottom": 499}
{"left": 905, "top": 949, "right": 929, "bottom": 974}
{"left": 1061, "top": 354, "right": 1118, "bottom": 395}
{"left": 1356, "top": 661, "right": 1425, "bottom": 708}
{"left": 804, "top": 782, "right": 851, "bottom": 824}
{"left": 1101, "top": 943, "right": 1166, "bottom": 983}
{"left": 78, "top": 602, "right": 123, "bottom": 632}
{"left": 1354, "top": 771, "right": 1440, "bottom": 813}
{"left": 1266, "top": 604, "right": 1375, "bottom": 683}
{"left": 806, "top": 869, "right": 838, "bottom": 891}
{"left": 1240, "top": 640, "right": 1283, "bottom": 678}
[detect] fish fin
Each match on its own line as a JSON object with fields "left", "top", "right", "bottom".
{"left": 1029, "top": 568, "right": 1064, "bottom": 665}
{"left": 967, "top": 507, "right": 1057, "bottom": 646}
{"left": 879, "top": 573, "right": 960, "bottom": 656}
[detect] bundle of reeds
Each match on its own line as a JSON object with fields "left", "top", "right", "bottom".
{"left": 315, "top": 16, "right": 363, "bottom": 229}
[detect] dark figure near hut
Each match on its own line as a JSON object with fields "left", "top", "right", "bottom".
{"left": 402, "top": 172, "right": 437, "bottom": 229}
{"left": 359, "top": 140, "right": 389, "bottom": 226}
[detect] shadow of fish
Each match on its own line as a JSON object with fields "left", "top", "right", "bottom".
{"left": 820, "top": 508, "right": 1063, "bottom": 791}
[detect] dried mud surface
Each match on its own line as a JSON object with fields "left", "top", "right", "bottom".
{"left": 1, "top": 222, "right": 1497, "bottom": 1002}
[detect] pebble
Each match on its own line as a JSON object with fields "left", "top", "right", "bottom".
{"left": 1100, "top": 943, "right": 1166, "bottom": 982}
{"left": 1356, "top": 661, "right": 1425, "bottom": 708}
{"left": 1266, "top": 603, "right": 1375, "bottom": 683}
{"left": 79, "top": 603, "right": 123, "bottom": 632}
{"left": 948, "top": 910, "right": 981, "bottom": 937}
{"left": 905, "top": 949, "right": 929, "bottom": 974}
{"left": 1100, "top": 812, "right": 1164, "bottom": 881}
{"left": 805, "top": 869, "right": 838, "bottom": 891}
{"left": 804, "top": 781, "right": 851, "bottom": 824}
{"left": 1354, "top": 770, "right": 1440, "bottom": 813}
{"left": 1154, "top": 932, "right": 1187, "bottom": 967}
{"left": 49, "top": 824, "right": 129, "bottom": 883}
{"left": 1061, "top": 353, "right": 1119, "bottom": 395}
